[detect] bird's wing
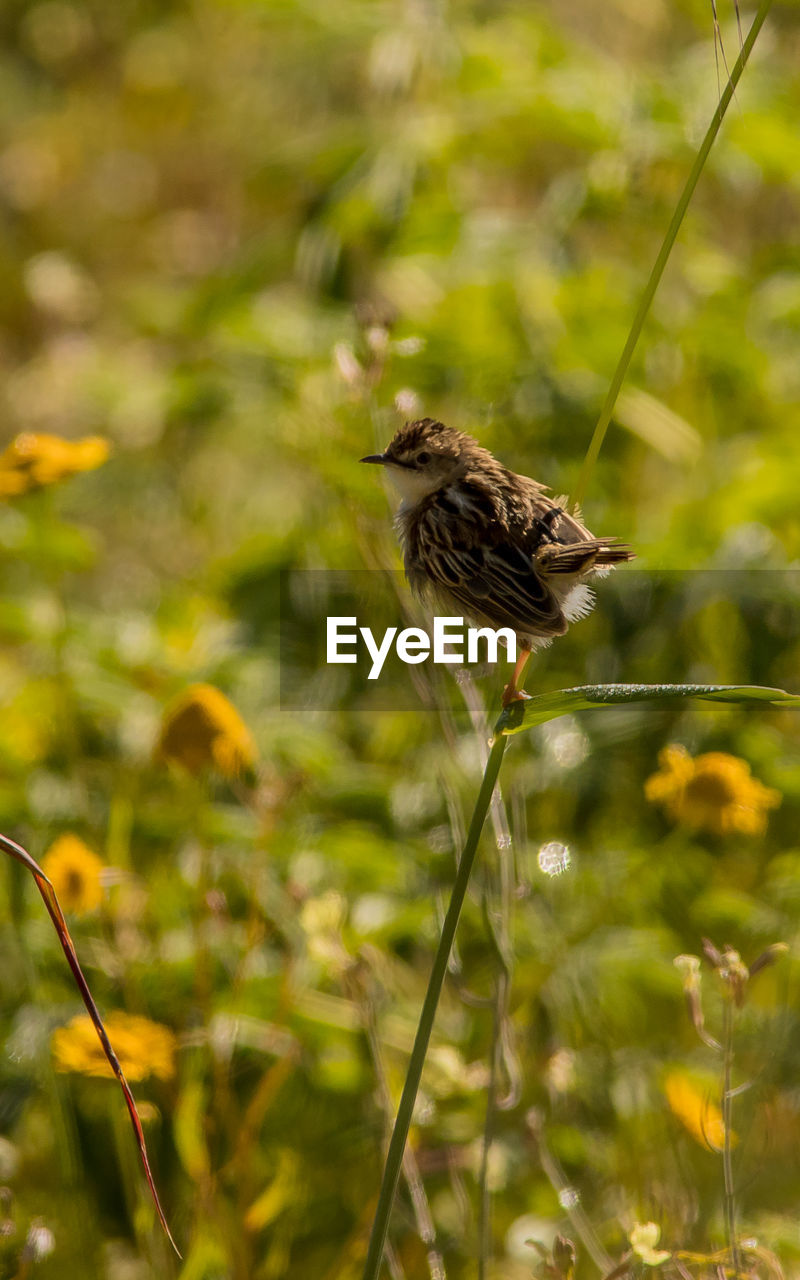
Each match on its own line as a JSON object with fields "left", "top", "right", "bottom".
{"left": 514, "top": 493, "right": 634, "bottom": 573}
{"left": 407, "top": 528, "right": 567, "bottom": 637}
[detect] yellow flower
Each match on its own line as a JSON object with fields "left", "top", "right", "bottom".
{"left": 41, "top": 834, "right": 104, "bottom": 915}
{"left": 629, "top": 1223, "right": 670, "bottom": 1267}
{"left": 52, "top": 1012, "right": 177, "bottom": 1082}
{"left": 645, "top": 745, "right": 780, "bottom": 836}
{"left": 0, "top": 432, "right": 109, "bottom": 497}
{"left": 158, "top": 683, "right": 257, "bottom": 777}
{"left": 664, "top": 1069, "right": 733, "bottom": 1152}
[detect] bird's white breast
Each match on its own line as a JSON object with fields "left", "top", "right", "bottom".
{"left": 387, "top": 468, "right": 448, "bottom": 509}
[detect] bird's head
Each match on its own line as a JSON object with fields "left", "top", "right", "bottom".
{"left": 361, "top": 418, "right": 482, "bottom": 504}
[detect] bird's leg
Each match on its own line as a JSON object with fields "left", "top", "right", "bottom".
{"left": 502, "top": 646, "right": 532, "bottom": 707}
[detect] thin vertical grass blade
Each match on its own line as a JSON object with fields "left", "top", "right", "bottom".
{"left": 570, "top": 0, "right": 774, "bottom": 512}
{"left": 362, "top": 735, "right": 507, "bottom": 1280}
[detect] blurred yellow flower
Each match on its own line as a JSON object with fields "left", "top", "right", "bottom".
{"left": 629, "top": 1222, "right": 670, "bottom": 1266}
{"left": 0, "top": 431, "right": 109, "bottom": 496}
{"left": 52, "top": 1012, "right": 177, "bottom": 1082}
{"left": 664, "top": 1070, "right": 732, "bottom": 1151}
{"left": 158, "top": 683, "right": 257, "bottom": 777}
{"left": 41, "top": 834, "right": 104, "bottom": 915}
{"left": 645, "top": 745, "right": 780, "bottom": 836}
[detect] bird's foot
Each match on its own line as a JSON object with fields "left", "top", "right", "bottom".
{"left": 501, "top": 685, "right": 533, "bottom": 709}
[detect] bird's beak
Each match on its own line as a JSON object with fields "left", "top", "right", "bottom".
{"left": 360, "top": 453, "right": 389, "bottom": 465}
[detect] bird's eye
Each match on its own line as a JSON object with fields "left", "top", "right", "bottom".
{"left": 416, "top": 451, "right": 431, "bottom": 466}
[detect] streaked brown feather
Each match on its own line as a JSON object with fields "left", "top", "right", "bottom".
{"left": 372, "top": 419, "right": 633, "bottom": 650}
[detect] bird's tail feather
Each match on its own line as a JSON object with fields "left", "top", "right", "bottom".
{"left": 536, "top": 539, "right": 634, "bottom": 576}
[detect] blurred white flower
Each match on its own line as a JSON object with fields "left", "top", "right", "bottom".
{"left": 393, "top": 336, "right": 425, "bottom": 356}
{"left": 24, "top": 252, "right": 99, "bottom": 323}
{"left": 545, "top": 1048, "right": 576, "bottom": 1094}
{"left": 394, "top": 388, "right": 420, "bottom": 415}
{"left": 22, "top": 1222, "right": 55, "bottom": 1262}
{"left": 333, "top": 342, "right": 363, "bottom": 387}
{"left": 538, "top": 841, "right": 571, "bottom": 876}
{"left": 505, "top": 1214, "right": 556, "bottom": 1262}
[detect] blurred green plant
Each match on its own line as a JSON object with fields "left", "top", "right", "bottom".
{"left": 363, "top": 6, "right": 792, "bottom": 1275}
{"left": 674, "top": 939, "right": 789, "bottom": 1276}
{"left": 363, "top": 683, "right": 798, "bottom": 1280}
{"left": 0, "top": 0, "right": 798, "bottom": 1275}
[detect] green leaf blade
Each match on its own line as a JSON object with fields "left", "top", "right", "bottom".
{"left": 495, "top": 684, "right": 800, "bottom": 736}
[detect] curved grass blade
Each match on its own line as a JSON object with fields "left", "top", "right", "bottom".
{"left": 0, "top": 831, "right": 180, "bottom": 1257}
{"left": 496, "top": 683, "right": 800, "bottom": 736}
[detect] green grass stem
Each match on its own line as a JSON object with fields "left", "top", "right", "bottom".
{"left": 361, "top": 734, "right": 507, "bottom": 1280}
{"left": 571, "top": 0, "right": 774, "bottom": 512}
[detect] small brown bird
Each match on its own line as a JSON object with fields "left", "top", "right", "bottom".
{"left": 361, "top": 418, "right": 633, "bottom": 704}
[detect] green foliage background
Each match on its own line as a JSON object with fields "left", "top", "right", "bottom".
{"left": 0, "top": 0, "right": 799, "bottom": 1276}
